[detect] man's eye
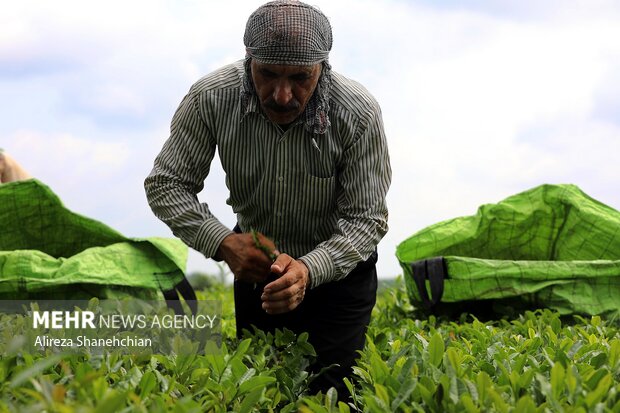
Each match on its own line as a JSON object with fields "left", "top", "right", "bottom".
{"left": 260, "top": 70, "right": 277, "bottom": 78}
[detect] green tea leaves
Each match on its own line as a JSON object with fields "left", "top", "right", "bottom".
{"left": 429, "top": 332, "right": 445, "bottom": 368}
{"left": 2, "top": 277, "right": 619, "bottom": 412}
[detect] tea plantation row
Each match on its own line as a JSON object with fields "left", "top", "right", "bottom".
{"left": 1, "top": 278, "right": 619, "bottom": 412}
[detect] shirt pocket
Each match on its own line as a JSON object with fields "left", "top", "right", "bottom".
{"left": 300, "top": 173, "right": 336, "bottom": 216}
{"left": 303, "top": 139, "right": 337, "bottom": 179}
{"left": 285, "top": 173, "right": 337, "bottom": 248}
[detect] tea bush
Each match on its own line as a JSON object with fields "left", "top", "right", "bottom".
{"left": 1, "top": 278, "right": 618, "bottom": 412}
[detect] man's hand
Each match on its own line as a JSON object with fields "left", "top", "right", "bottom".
{"left": 261, "top": 254, "right": 309, "bottom": 314}
{"left": 216, "top": 232, "right": 277, "bottom": 283}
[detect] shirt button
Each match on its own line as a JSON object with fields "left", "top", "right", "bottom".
{"left": 278, "top": 176, "right": 284, "bottom": 182}
{"left": 276, "top": 212, "right": 282, "bottom": 217}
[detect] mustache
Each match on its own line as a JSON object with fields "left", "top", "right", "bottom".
{"left": 263, "top": 99, "right": 300, "bottom": 113}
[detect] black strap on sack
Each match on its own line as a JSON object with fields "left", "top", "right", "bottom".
{"left": 410, "top": 257, "right": 446, "bottom": 310}
{"left": 163, "top": 276, "right": 198, "bottom": 315}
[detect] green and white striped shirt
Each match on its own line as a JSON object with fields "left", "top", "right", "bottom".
{"left": 145, "top": 60, "right": 391, "bottom": 288}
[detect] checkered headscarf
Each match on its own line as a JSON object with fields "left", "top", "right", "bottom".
{"left": 241, "top": 0, "right": 333, "bottom": 134}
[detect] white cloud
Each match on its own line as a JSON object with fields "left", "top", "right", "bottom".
{"left": 4, "top": 130, "right": 131, "bottom": 213}
{"left": 7, "top": 130, "right": 130, "bottom": 175}
{"left": 85, "top": 83, "right": 147, "bottom": 117}
{"left": 335, "top": 2, "right": 620, "bottom": 277}
{"left": 2, "top": 0, "right": 620, "bottom": 279}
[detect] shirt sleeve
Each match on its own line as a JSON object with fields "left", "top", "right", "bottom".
{"left": 299, "top": 103, "right": 391, "bottom": 288}
{"left": 144, "top": 88, "right": 234, "bottom": 258}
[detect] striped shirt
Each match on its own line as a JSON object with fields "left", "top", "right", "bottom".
{"left": 145, "top": 60, "right": 391, "bottom": 288}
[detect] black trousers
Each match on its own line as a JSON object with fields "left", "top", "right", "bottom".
{"left": 234, "top": 250, "right": 378, "bottom": 400}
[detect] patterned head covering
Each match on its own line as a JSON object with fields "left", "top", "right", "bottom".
{"left": 241, "top": 0, "right": 333, "bottom": 134}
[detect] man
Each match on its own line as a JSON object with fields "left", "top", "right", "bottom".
{"left": 145, "top": 0, "right": 391, "bottom": 399}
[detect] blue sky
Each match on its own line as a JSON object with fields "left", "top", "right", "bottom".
{"left": 2, "top": 0, "right": 619, "bottom": 279}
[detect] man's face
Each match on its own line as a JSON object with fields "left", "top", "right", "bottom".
{"left": 250, "top": 60, "right": 322, "bottom": 125}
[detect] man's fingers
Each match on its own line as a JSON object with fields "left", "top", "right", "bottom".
{"left": 218, "top": 233, "right": 278, "bottom": 283}
{"left": 264, "top": 271, "right": 295, "bottom": 293}
{"left": 256, "top": 232, "right": 276, "bottom": 251}
{"left": 262, "top": 296, "right": 302, "bottom": 314}
{"left": 262, "top": 285, "right": 306, "bottom": 314}
{"left": 260, "top": 256, "right": 309, "bottom": 314}
{"left": 261, "top": 282, "right": 304, "bottom": 301}
{"left": 262, "top": 274, "right": 307, "bottom": 314}
{"left": 270, "top": 253, "right": 293, "bottom": 276}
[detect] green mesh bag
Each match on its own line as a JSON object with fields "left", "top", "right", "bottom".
{"left": 396, "top": 184, "right": 620, "bottom": 317}
{"left": 0, "top": 179, "right": 192, "bottom": 300}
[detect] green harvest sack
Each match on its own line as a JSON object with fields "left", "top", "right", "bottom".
{"left": 0, "top": 179, "right": 191, "bottom": 300}
{"left": 396, "top": 184, "right": 620, "bottom": 317}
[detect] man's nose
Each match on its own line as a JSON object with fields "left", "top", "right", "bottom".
{"left": 273, "top": 81, "right": 293, "bottom": 106}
